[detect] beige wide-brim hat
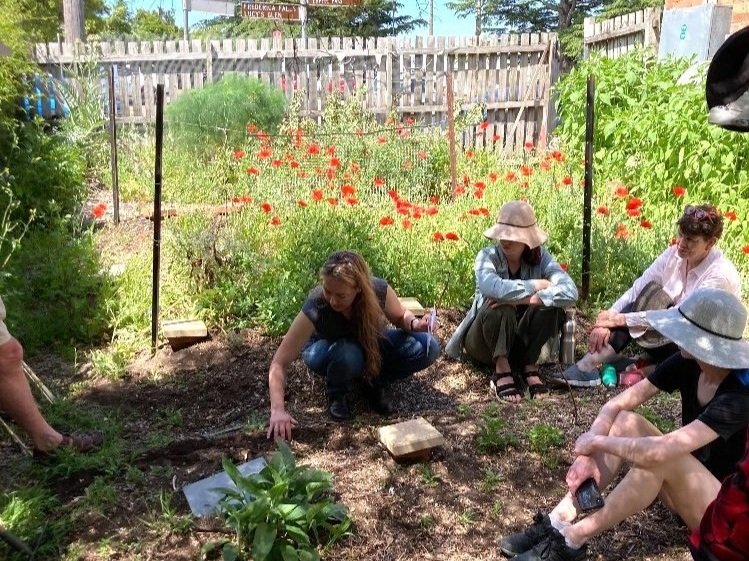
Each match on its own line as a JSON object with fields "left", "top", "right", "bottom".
{"left": 646, "top": 287, "right": 749, "bottom": 369}
{"left": 483, "top": 200, "right": 548, "bottom": 249}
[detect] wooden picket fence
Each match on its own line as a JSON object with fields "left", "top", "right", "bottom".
{"left": 583, "top": 7, "right": 662, "bottom": 59}
{"left": 33, "top": 33, "right": 560, "bottom": 152}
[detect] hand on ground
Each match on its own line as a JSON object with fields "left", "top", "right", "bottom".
{"left": 267, "top": 409, "right": 297, "bottom": 440}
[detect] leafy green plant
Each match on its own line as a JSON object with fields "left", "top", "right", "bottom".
{"left": 419, "top": 463, "right": 441, "bottom": 488}
{"left": 528, "top": 424, "right": 564, "bottom": 454}
{"left": 215, "top": 439, "right": 352, "bottom": 561}
{"left": 480, "top": 468, "right": 502, "bottom": 493}
{"left": 475, "top": 405, "right": 519, "bottom": 455}
{"left": 636, "top": 405, "right": 677, "bottom": 434}
{"left": 457, "top": 508, "right": 475, "bottom": 527}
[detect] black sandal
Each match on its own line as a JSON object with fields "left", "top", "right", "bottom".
{"left": 522, "top": 371, "right": 549, "bottom": 399}
{"left": 490, "top": 373, "right": 522, "bottom": 403}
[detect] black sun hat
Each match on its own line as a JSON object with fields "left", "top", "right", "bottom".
{"left": 706, "top": 26, "right": 749, "bottom": 132}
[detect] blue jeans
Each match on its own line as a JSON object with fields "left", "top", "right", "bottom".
{"left": 302, "top": 329, "right": 440, "bottom": 397}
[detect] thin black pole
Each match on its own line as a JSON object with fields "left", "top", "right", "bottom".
{"left": 582, "top": 74, "right": 595, "bottom": 303}
{"left": 108, "top": 67, "right": 120, "bottom": 225}
{"left": 151, "top": 84, "right": 164, "bottom": 352}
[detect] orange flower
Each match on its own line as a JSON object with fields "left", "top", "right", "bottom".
{"left": 432, "top": 232, "right": 445, "bottom": 242}
{"left": 474, "top": 189, "right": 484, "bottom": 199}
{"left": 561, "top": 176, "right": 573, "bottom": 186}
{"left": 341, "top": 184, "right": 356, "bottom": 197}
{"left": 233, "top": 149, "right": 245, "bottom": 160}
{"left": 326, "top": 145, "right": 336, "bottom": 156}
{"left": 488, "top": 172, "right": 498, "bottom": 182}
{"left": 246, "top": 123, "right": 257, "bottom": 134}
{"left": 246, "top": 167, "right": 259, "bottom": 175}
{"left": 418, "top": 150, "right": 428, "bottom": 160}
{"left": 596, "top": 205, "right": 610, "bottom": 216}
{"left": 640, "top": 219, "right": 652, "bottom": 229}
{"left": 350, "top": 162, "right": 360, "bottom": 174}
{"left": 465, "top": 149, "right": 475, "bottom": 159}
{"left": 627, "top": 208, "right": 641, "bottom": 217}
{"left": 388, "top": 190, "right": 400, "bottom": 202}
{"left": 271, "top": 159, "right": 283, "bottom": 168}
{"left": 626, "top": 197, "right": 643, "bottom": 210}
{"left": 402, "top": 219, "right": 412, "bottom": 229}
{"left": 724, "top": 210, "right": 737, "bottom": 221}
{"left": 311, "top": 189, "right": 323, "bottom": 201}
{"left": 492, "top": 133, "right": 501, "bottom": 142}
{"left": 270, "top": 216, "right": 281, "bottom": 226}
{"left": 297, "top": 200, "right": 308, "bottom": 207}
{"left": 479, "top": 121, "right": 489, "bottom": 130}
{"left": 524, "top": 141, "right": 534, "bottom": 151}
{"left": 326, "top": 168, "right": 335, "bottom": 180}
{"left": 445, "top": 232, "right": 459, "bottom": 241}
{"left": 290, "top": 161, "right": 299, "bottom": 169}
{"left": 327, "top": 197, "right": 338, "bottom": 206}
{"left": 560, "top": 262, "right": 568, "bottom": 271}
{"left": 615, "top": 223, "right": 631, "bottom": 240}
{"left": 379, "top": 216, "right": 394, "bottom": 226}
{"left": 374, "top": 177, "right": 385, "bottom": 187}
{"left": 426, "top": 206, "right": 438, "bottom": 216}
{"left": 505, "top": 171, "right": 517, "bottom": 182}
{"left": 261, "top": 202, "right": 272, "bottom": 213}
{"left": 240, "top": 195, "right": 253, "bottom": 203}
{"left": 520, "top": 166, "right": 533, "bottom": 177}
{"left": 307, "top": 144, "right": 321, "bottom": 155}
{"left": 258, "top": 148, "right": 272, "bottom": 159}
{"left": 550, "top": 150, "right": 565, "bottom": 162}
{"left": 614, "top": 185, "right": 629, "bottom": 198}
{"left": 742, "top": 245, "right": 749, "bottom": 254}
{"left": 91, "top": 203, "right": 107, "bottom": 218}
{"left": 329, "top": 157, "right": 341, "bottom": 168}
{"left": 453, "top": 185, "right": 466, "bottom": 196}
{"left": 474, "top": 181, "right": 486, "bottom": 190}
{"left": 377, "top": 136, "right": 387, "bottom": 144}
{"left": 345, "top": 197, "right": 359, "bottom": 206}
{"left": 540, "top": 160, "right": 551, "bottom": 171}
{"left": 673, "top": 185, "right": 686, "bottom": 197}
{"left": 429, "top": 196, "right": 440, "bottom": 204}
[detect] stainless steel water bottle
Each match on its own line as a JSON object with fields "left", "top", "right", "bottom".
{"left": 560, "top": 309, "right": 576, "bottom": 365}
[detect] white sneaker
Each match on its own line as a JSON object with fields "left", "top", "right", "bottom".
{"left": 708, "top": 88, "right": 749, "bottom": 129}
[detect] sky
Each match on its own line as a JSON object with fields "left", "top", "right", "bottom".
{"left": 127, "top": 0, "right": 475, "bottom": 37}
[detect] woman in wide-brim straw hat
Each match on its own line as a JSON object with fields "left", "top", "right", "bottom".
{"left": 499, "top": 287, "right": 749, "bottom": 561}
{"left": 445, "top": 200, "right": 578, "bottom": 403}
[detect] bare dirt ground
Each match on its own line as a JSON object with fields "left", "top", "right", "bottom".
{"left": 1, "top": 310, "right": 692, "bottom": 561}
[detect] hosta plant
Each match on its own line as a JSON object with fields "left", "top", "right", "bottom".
{"left": 214, "top": 439, "right": 352, "bottom": 561}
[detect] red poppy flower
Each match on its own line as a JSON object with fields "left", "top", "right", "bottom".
{"left": 596, "top": 205, "right": 610, "bottom": 216}
{"left": 505, "top": 171, "right": 517, "bottom": 182}
{"left": 402, "top": 219, "right": 412, "bottom": 229}
{"left": 520, "top": 166, "right": 533, "bottom": 177}
{"left": 445, "top": 232, "right": 459, "bottom": 241}
{"left": 474, "top": 181, "right": 486, "bottom": 190}
{"left": 377, "top": 136, "right": 387, "bottom": 144}
{"left": 724, "top": 210, "right": 737, "bottom": 221}
{"left": 673, "top": 185, "right": 686, "bottom": 197}
{"left": 462, "top": 174, "right": 470, "bottom": 186}
{"left": 423, "top": 206, "right": 437, "bottom": 216}
{"left": 488, "top": 172, "right": 498, "bottom": 182}
{"left": 524, "top": 141, "right": 534, "bottom": 151}
{"left": 614, "top": 185, "right": 629, "bottom": 198}
{"left": 233, "top": 149, "right": 245, "bottom": 160}
{"left": 341, "top": 184, "right": 356, "bottom": 197}
{"left": 640, "top": 219, "right": 652, "bottom": 229}
{"left": 561, "top": 176, "right": 573, "bottom": 186}
{"left": 290, "top": 161, "right": 299, "bottom": 169}
{"left": 327, "top": 197, "right": 338, "bottom": 206}
{"left": 560, "top": 262, "right": 568, "bottom": 271}
{"left": 91, "top": 203, "right": 107, "bottom": 218}
{"left": 241, "top": 195, "right": 253, "bottom": 203}
{"left": 468, "top": 208, "right": 482, "bottom": 216}
{"left": 465, "top": 149, "right": 474, "bottom": 159}
{"left": 418, "top": 150, "right": 428, "bottom": 160}
{"left": 388, "top": 190, "right": 399, "bottom": 202}
{"left": 626, "top": 197, "right": 643, "bottom": 210}
{"left": 453, "top": 185, "right": 466, "bottom": 196}
{"left": 479, "top": 207, "right": 489, "bottom": 216}
{"left": 298, "top": 170, "right": 307, "bottom": 178}
{"left": 246, "top": 123, "right": 257, "bottom": 134}
{"left": 350, "top": 162, "right": 360, "bottom": 174}
{"left": 550, "top": 150, "right": 564, "bottom": 162}
{"left": 257, "top": 131, "right": 269, "bottom": 143}
{"left": 311, "top": 189, "right": 324, "bottom": 201}
{"left": 379, "top": 216, "right": 394, "bottom": 226}
{"left": 326, "top": 168, "right": 335, "bottom": 180}
{"left": 329, "top": 157, "right": 341, "bottom": 168}
{"left": 374, "top": 177, "right": 385, "bottom": 187}
{"left": 261, "top": 202, "right": 272, "bottom": 213}
{"left": 474, "top": 189, "right": 484, "bottom": 199}
{"left": 492, "top": 133, "right": 501, "bottom": 142}
{"left": 432, "top": 232, "right": 445, "bottom": 242}
{"left": 615, "top": 224, "right": 631, "bottom": 240}
{"left": 742, "top": 245, "right": 749, "bottom": 254}
{"left": 307, "top": 144, "right": 321, "bottom": 155}
{"left": 346, "top": 197, "right": 359, "bottom": 206}
{"left": 429, "top": 195, "right": 440, "bottom": 204}
{"left": 270, "top": 216, "right": 281, "bottom": 226}
{"left": 326, "top": 146, "right": 336, "bottom": 156}
{"left": 258, "top": 148, "right": 272, "bottom": 159}
{"left": 627, "top": 208, "right": 641, "bottom": 217}
{"left": 540, "top": 160, "right": 551, "bottom": 171}
{"left": 246, "top": 167, "right": 259, "bottom": 175}
{"left": 297, "top": 200, "right": 308, "bottom": 207}
{"left": 479, "top": 121, "right": 489, "bottom": 130}
{"left": 271, "top": 159, "right": 283, "bottom": 168}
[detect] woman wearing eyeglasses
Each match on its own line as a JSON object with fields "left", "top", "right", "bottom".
{"left": 266, "top": 250, "right": 440, "bottom": 440}
{"left": 551, "top": 203, "right": 741, "bottom": 388}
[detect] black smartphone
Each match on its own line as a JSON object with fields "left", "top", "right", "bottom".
{"left": 575, "top": 478, "right": 604, "bottom": 512}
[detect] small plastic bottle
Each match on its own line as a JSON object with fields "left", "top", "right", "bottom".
{"left": 560, "top": 310, "right": 576, "bottom": 365}
{"left": 601, "top": 364, "right": 618, "bottom": 388}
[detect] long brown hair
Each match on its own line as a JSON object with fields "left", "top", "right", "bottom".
{"left": 320, "top": 251, "right": 384, "bottom": 380}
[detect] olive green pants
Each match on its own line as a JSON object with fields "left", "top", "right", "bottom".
{"left": 463, "top": 302, "right": 564, "bottom": 369}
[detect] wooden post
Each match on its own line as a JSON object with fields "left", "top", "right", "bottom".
{"left": 152, "top": 84, "right": 165, "bottom": 352}
{"left": 644, "top": 7, "right": 662, "bottom": 52}
{"left": 582, "top": 74, "right": 595, "bottom": 303}
{"left": 108, "top": 67, "right": 120, "bottom": 225}
{"left": 446, "top": 72, "right": 457, "bottom": 195}
{"left": 385, "top": 38, "right": 394, "bottom": 111}
{"left": 62, "top": 0, "right": 85, "bottom": 44}
{"left": 206, "top": 41, "right": 215, "bottom": 83}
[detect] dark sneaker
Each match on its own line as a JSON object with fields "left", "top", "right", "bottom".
{"left": 366, "top": 386, "right": 393, "bottom": 416}
{"left": 546, "top": 364, "right": 600, "bottom": 388}
{"left": 328, "top": 395, "right": 352, "bottom": 421}
{"left": 500, "top": 513, "right": 553, "bottom": 557}
{"left": 512, "top": 528, "right": 586, "bottom": 561}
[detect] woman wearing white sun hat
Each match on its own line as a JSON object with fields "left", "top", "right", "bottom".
{"left": 500, "top": 287, "right": 749, "bottom": 561}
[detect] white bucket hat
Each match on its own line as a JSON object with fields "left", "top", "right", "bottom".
{"left": 483, "top": 200, "right": 548, "bottom": 249}
{"left": 646, "top": 287, "right": 749, "bottom": 369}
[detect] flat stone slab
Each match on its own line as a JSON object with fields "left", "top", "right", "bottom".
{"left": 162, "top": 319, "right": 209, "bottom": 351}
{"left": 183, "top": 456, "right": 266, "bottom": 518}
{"left": 398, "top": 297, "right": 425, "bottom": 317}
{"left": 378, "top": 417, "right": 445, "bottom": 461}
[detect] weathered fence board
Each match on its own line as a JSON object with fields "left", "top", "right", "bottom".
{"left": 584, "top": 8, "right": 662, "bottom": 59}
{"left": 33, "top": 34, "right": 559, "bottom": 152}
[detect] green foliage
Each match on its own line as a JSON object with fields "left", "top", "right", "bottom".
{"left": 419, "top": 463, "right": 441, "bottom": 487}
{"left": 527, "top": 424, "right": 564, "bottom": 454}
{"left": 215, "top": 440, "right": 352, "bottom": 561}
{"left": 0, "top": 487, "right": 70, "bottom": 560}
{"left": 475, "top": 404, "right": 519, "bottom": 454}
{"left": 636, "top": 405, "right": 676, "bottom": 434}
{"left": 165, "top": 75, "right": 286, "bottom": 155}
{"left": 479, "top": 468, "right": 502, "bottom": 492}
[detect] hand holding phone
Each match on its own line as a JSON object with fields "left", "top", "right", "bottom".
{"left": 575, "top": 478, "right": 604, "bottom": 512}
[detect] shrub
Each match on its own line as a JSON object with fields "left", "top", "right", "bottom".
{"left": 165, "top": 75, "right": 286, "bottom": 154}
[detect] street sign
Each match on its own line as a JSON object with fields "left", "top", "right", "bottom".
{"left": 307, "top": 0, "right": 359, "bottom": 5}
{"left": 183, "top": 0, "right": 235, "bottom": 16}
{"left": 240, "top": 1, "right": 301, "bottom": 20}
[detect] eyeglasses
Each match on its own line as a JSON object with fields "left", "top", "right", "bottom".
{"left": 683, "top": 205, "right": 711, "bottom": 221}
